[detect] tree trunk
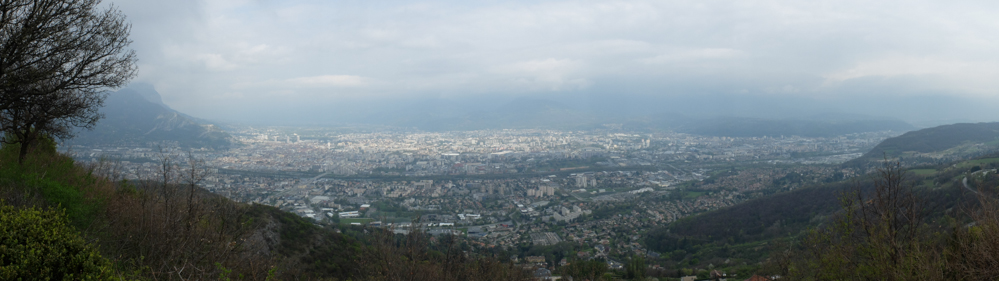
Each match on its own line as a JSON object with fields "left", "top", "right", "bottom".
{"left": 16, "top": 133, "right": 33, "bottom": 164}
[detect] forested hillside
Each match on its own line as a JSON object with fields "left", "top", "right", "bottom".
{"left": 642, "top": 152, "right": 999, "bottom": 279}
{"left": 846, "top": 122, "right": 999, "bottom": 168}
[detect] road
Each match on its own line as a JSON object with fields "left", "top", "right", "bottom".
{"left": 962, "top": 177, "right": 978, "bottom": 194}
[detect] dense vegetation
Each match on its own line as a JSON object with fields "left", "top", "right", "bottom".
{"left": 0, "top": 205, "right": 115, "bottom": 280}
{"left": 635, "top": 123, "right": 999, "bottom": 279}
{"left": 641, "top": 153, "right": 999, "bottom": 279}
{"left": 0, "top": 139, "right": 531, "bottom": 280}
{"left": 762, "top": 160, "right": 999, "bottom": 280}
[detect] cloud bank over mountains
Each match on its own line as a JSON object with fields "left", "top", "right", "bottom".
{"left": 112, "top": 0, "right": 999, "bottom": 125}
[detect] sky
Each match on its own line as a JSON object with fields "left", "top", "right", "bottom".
{"left": 110, "top": 0, "right": 999, "bottom": 126}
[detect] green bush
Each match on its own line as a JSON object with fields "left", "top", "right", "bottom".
{"left": 0, "top": 204, "right": 115, "bottom": 280}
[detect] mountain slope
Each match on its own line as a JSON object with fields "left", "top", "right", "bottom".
{"left": 846, "top": 122, "right": 999, "bottom": 167}
{"left": 641, "top": 124, "right": 999, "bottom": 272}
{"left": 651, "top": 123, "right": 999, "bottom": 249}
{"left": 642, "top": 156, "right": 985, "bottom": 271}
{"left": 69, "top": 84, "right": 235, "bottom": 148}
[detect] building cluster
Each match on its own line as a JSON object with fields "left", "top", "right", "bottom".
{"left": 530, "top": 232, "right": 563, "bottom": 246}
{"left": 527, "top": 184, "right": 557, "bottom": 197}
{"left": 68, "top": 129, "right": 896, "bottom": 182}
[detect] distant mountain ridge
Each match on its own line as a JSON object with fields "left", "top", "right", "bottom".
{"left": 387, "top": 98, "right": 914, "bottom": 137}
{"left": 68, "top": 84, "right": 235, "bottom": 148}
{"left": 628, "top": 115, "right": 914, "bottom": 138}
{"left": 452, "top": 98, "right": 598, "bottom": 130}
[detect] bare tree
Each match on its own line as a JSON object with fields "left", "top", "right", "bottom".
{"left": 854, "top": 159, "right": 924, "bottom": 270}
{"left": 772, "top": 158, "right": 941, "bottom": 280}
{"left": 182, "top": 151, "right": 208, "bottom": 243}
{"left": 0, "top": 0, "right": 137, "bottom": 163}
{"left": 944, "top": 176, "right": 999, "bottom": 280}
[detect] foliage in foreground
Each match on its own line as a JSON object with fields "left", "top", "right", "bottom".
{"left": 764, "top": 159, "right": 999, "bottom": 280}
{"left": 0, "top": 204, "right": 115, "bottom": 280}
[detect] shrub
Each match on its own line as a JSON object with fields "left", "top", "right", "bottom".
{"left": 0, "top": 204, "right": 115, "bottom": 280}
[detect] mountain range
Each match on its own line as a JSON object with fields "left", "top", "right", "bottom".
{"left": 382, "top": 98, "right": 915, "bottom": 137}
{"left": 64, "top": 82, "right": 922, "bottom": 147}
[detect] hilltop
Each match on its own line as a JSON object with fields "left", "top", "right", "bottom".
{"left": 846, "top": 122, "right": 999, "bottom": 167}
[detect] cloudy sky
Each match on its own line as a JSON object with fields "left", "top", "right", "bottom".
{"left": 111, "top": 0, "right": 999, "bottom": 125}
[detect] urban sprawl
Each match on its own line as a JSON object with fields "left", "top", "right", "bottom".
{"left": 68, "top": 128, "right": 897, "bottom": 264}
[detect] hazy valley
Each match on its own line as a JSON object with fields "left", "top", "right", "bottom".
{"left": 5, "top": 1, "right": 999, "bottom": 280}
{"left": 54, "top": 86, "right": 999, "bottom": 280}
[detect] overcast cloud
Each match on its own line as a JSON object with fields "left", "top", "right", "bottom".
{"left": 110, "top": 0, "right": 999, "bottom": 125}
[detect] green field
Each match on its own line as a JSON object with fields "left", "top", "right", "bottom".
{"left": 919, "top": 179, "right": 936, "bottom": 188}
{"left": 967, "top": 157, "right": 999, "bottom": 166}
{"left": 685, "top": 191, "right": 705, "bottom": 199}
{"left": 948, "top": 157, "right": 999, "bottom": 169}
{"left": 910, "top": 169, "right": 938, "bottom": 176}
{"left": 340, "top": 218, "right": 375, "bottom": 225}
{"left": 571, "top": 191, "right": 594, "bottom": 199}
{"left": 370, "top": 211, "right": 418, "bottom": 220}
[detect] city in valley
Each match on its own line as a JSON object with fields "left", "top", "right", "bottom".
{"left": 67, "top": 127, "right": 897, "bottom": 263}
{"left": 8, "top": 0, "right": 999, "bottom": 279}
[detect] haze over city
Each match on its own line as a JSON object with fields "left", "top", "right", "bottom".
{"left": 110, "top": 0, "right": 999, "bottom": 126}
